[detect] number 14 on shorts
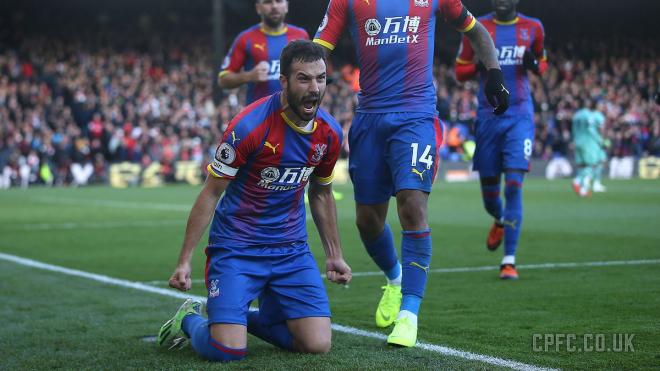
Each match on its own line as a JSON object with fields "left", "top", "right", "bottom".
{"left": 411, "top": 143, "right": 433, "bottom": 169}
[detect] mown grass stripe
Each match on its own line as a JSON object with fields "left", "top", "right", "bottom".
{"left": 0, "top": 252, "right": 555, "bottom": 371}
{"left": 139, "top": 258, "right": 660, "bottom": 285}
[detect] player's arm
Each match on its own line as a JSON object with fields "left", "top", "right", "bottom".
{"left": 463, "top": 22, "right": 500, "bottom": 73}
{"left": 591, "top": 118, "right": 606, "bottom": 147}
{"left": 522, "top": 21, "right": 548, "bottom": 76}
{"left": 463, "top": 22, "right": 509, "bottom": 114}
{"left": 308, "top": 179, "right": 352, "bottom": 285}
{"left": 169, "top": 175, "right": 230, "bottom": 291}
{"left": 218, "top": 35, "right": 269, "bottom": 89}
{"left": 454, "top": 36, "right": 478, "bottom": 82}
{"left": 443, "top": 0, "right": 508, "bottom": 114}
{"left": 440, "top": 0, "right": 498, "bottom": 71}
{"left": 170, "top": 120, "right": 252, "bottom": 291}
{"left": 590, "top": 127, "right": 603, "bottom": 147}
{"left": 218, "top": 62, "right": 270, "bottom": 89}
{"left": 312, "top": 0, "right": 348, "bottom": 54}
{"left": 598, "top": 125, "right": 606, "bottom": 148}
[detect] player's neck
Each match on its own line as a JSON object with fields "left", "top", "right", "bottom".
{"left": 495, "top": 11, "right": 517, "bottom": 23}
{"left": 280, "top": 94, "right": 310, "bottom": 128}
{"left": 260, "top": 22, "right": 286, "bottom": 35}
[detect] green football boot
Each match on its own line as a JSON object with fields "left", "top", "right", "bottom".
{"left": 157, "top": 298, "right": 202, "bottom": 349}
{"left": 387, "top": 316, "right": 418, "bottom": 347}
{"left": 375, "top": 284, "right": 402, "bottom": 328}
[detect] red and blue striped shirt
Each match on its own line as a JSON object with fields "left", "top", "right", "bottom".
{"left": 220, "top": 24, "right": 309, "bottom": 104}
{"left": 456, "top": 13, "right": 547, "bottom": 118}
{"left": 207, "top": 92, "right": 343, "bottom": 248}
{"left": 314, "top": 0, "right": 475, "bottom": 114}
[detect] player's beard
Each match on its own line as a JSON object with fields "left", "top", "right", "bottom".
{"left": 287, "top": 89, "right": 322, "bottom": 122}
{"left": 263, "top": 13, "right": 284, "bottom": 29}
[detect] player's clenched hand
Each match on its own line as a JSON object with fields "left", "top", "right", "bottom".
{"left": 484, "top": 68, "right": 510, "bottom": 115}
{"left": 250, "top": 61, "right": 270, "bottom": 82}
{"left": 325, "top": 258, "right": 352, "bottom": 285}
{"left": 169, "top": 262, "right": 192, "bottom": 291}
{"left": 522, "top": 50, "right": 539, "bottom": 73}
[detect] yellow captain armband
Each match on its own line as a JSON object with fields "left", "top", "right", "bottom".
{"left": 313, "top": 38, "right": 335, "bottom": 51}
{"left": 456, "top": 57, "right": 473, "bottom": 65}
{"left": 312, "top": 170, "right": 334, "bottom": 186}
{"left": 457, "top": 17, "right": 476, "bottom": 33}
{"left": 207, "top": 164, "right": 224, "bottom": 178}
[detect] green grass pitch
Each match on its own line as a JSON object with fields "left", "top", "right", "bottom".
{"left": 1, "top": 179, "right": 659, "bottom": 369}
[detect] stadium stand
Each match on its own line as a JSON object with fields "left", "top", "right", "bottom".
{"left": 0, "top": 36, "right": 657, "bottom": 187}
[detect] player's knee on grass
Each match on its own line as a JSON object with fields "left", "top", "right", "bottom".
{"left": 210, "top": 323, "right": 247, "bottom": 346}
{"left": 296, "top": 334, "right": 331, "bottom": 354}
{"left": 288, "top": 317, "right": 332, "bottom": 354}
{"left": 395, "top": 190, "right": 429, "bottom": 230}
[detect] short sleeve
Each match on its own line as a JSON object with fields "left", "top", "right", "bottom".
{"left": 312, "top": 129, "right": 343, "bottom": 185}
{"left": 532, "top": 21, "right": 547, "bottom": 61}
{"left": 208, "top": 121, "right": 256, "bottom": 179}
{"left": 218, "top": 33, "right": 247, "bottom": 78}
{"left": 313, "top": 0, "right": 348, "bottom": 51}
{"left": 439, "top": 0, "right": 476, "bottom": 33}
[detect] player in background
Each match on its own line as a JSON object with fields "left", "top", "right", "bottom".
{"left": 314, "top": 0, "right": 509, "bottom": 347}
{"left": 158, "top": 41, "right": 351, "bottom": 362}
{"left": 455, "top": 0, "right": 547, "bottom": 280}
{"left": 572, "top": 99, "right": 607, "bottom": 196}
{"left": 218, "top": 0, "right": 309, "bottom": 105}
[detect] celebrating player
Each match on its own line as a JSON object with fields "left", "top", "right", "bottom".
{"left": 455, "top": 0, "right": 547, "bottom": 279}
{"left": 158, "top": 40, "right": 351, "bottom": 362}
{"left": 572, "top": 99, "right": 607, "bottom": 196}
{"left": 314, "top": 0, "right": 508, "bottom": 347}
{"left": 218, "top": 0, "right": 308, "bottom": 104}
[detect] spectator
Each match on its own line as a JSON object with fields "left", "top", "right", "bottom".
{"left": 0, "top": 35, "right": 657, "bottom": 188}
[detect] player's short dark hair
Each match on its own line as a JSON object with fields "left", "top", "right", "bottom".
{"left": 280, "top": 40, "right": 326, "bottom": 78}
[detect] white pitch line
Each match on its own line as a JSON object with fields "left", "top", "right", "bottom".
{"left": 330, "top": 324, "right": 554, "bottom": 370}
{"left": 141, "top": 258, "right": 660, "bottom": 285}
{"left": 0, "top": 252, "right": 553, "bottom": 371}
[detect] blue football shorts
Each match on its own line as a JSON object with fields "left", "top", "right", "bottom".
{"left": 204, "top": 242, "right": 330, "bottom": 326}
{"left": 473, "top": 114, "right": 535, "bottom": 177}
{"left": 348, "top": 112, "right": 444, "bottom": 204}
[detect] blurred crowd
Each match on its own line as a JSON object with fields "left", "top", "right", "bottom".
{"left": 436, "top": 38, "right": 660, "bottom": 162}
{"left": 0, "top": 38, "right": 223, "bottom": 187}
{"left": 1, "top": 36, "right": 658, "bottom": 188}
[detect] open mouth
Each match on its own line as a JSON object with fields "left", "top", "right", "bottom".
{"left": 302, "top": 98, "right": 318, "bottom": 115}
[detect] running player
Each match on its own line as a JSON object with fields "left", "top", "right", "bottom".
{"left": 315, "top": 0, "right": 509, "bottom": 347}
{"left": 455, "top": 0, "right": 547, "bottom": 280}
{"left": 572, "top": 99, "right": 607, "bottom": 196}
{"left": 219, "top": 0, "right": 308, "bottom": 104}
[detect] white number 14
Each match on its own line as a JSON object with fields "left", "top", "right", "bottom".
{"left": 411, "top": 143, "right": 433, "bottom": 169}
